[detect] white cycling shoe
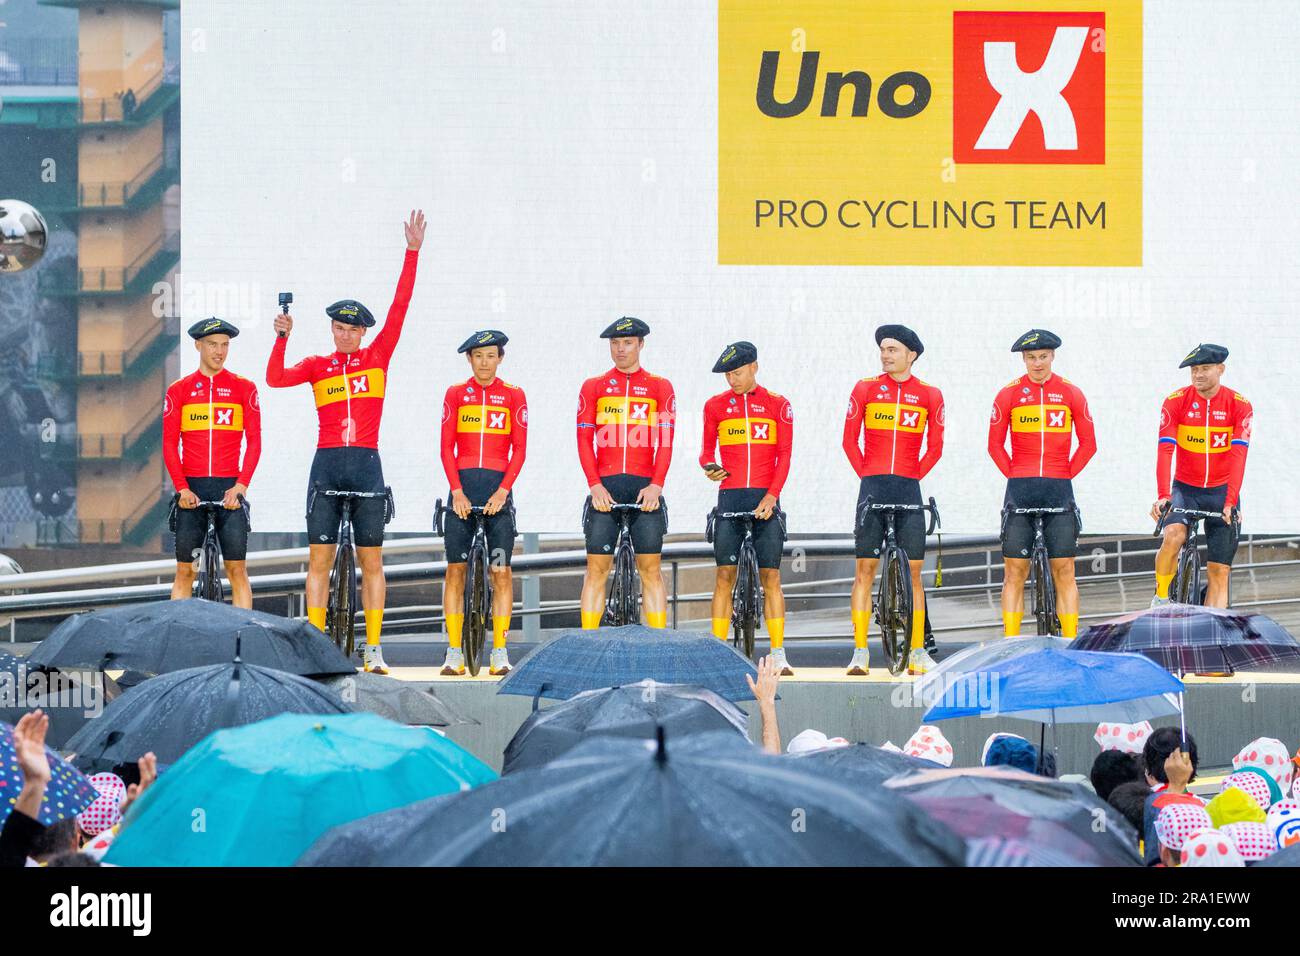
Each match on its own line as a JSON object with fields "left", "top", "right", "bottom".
{"left": 489, "top": 647, "right": 512, "bottom": 676}
{"left": 440, "top": 646, "right": 466, "bottom": 676}
{"left": 845, "top": 647, "right": 870, "bottom": 676}
{"left": 1150, "top": 594, "right": 1171, "bottom": 608}
{"left": 908, "top": 647, "right": 938, "bottom": 676}
{"left": 362, "top": 644, "right": 390, "bottom": 675}
{"left": 769, "top": 646, "right": 794, "bottom": 676}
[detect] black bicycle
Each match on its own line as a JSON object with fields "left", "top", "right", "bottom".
{"left": 583, "top": 500, "right": 659, "bottom": 627}
{"left": 309, "top": 483, "right": 394, "bottom": 659}
{"left": 859, "top": 496, "right": 940, "bottom": 675}
{"left": 1154, "top": 503, "right": 1240, "bottom": 606}
{"left": 434, "top": 498, "right": 494, "bottom": 676}
{"left": 1001, "top": 505, "right": 1080, "bottom": 636}
{"left": 169, "top": 495, "right": 248, "bottom": 603}
{"left": 705, "top": 508, "right": 785, "bottom": 660}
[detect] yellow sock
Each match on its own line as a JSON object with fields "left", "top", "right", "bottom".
{"left": 1003, "top": 611, "right": 1022, "bottom": 637}
{"left": 1155, "top": 573, "right": 1173, "bottom": 598}
{"left": 852, "top": 609, "right": 870, "bottom": 649}
{"left": 712, "top": 617, "right": 730, "bottom": 640}
{"left": 307, "top": 607, "right": 326, "bottom": 631}
{"left": 581, "top": 611, "right": 602, "bottom": 630}
{"left": 445, "top": 612, "right": 464, "bottom": 649}
{"left": 1059, "top": 612, "right": 1078, "bottom": 639}
{"left": 364, "top": 608, "right": 383, "bottom": 646}
{"left": 911, "top": 609, "right": 926, "bottom": 650}
{"left": 646, "top": 610, "right": 667, "bottom": 629}
{"left": 492, "top": 615, "right": 510, "bottom": 649}
{"left": 767, "top": 618, "right": 784, "bottom": 650}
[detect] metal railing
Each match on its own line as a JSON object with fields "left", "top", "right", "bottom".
{"left": 76, "top": 154, "right": 178, "bottom": 210}
{"left": 69, "top": 230, "right": 180, "bottom": 295}
{"left": 79, "top": 315, "right": 180, "bottom": 377}
{"left": 0, "top": 38, "right": 78, "bottom": 87}
{"left": 3, "top": 532, "right": 1297, "bottom": 636}
{"left": 77, "top": 403, "right": 164, "bottom": 460}
{"left": 78, "top": 68, "right": 169, "bottom": 124}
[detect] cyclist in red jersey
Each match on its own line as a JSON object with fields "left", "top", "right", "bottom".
{"left": 576, "top": 316, "right": 675, "bottom": 628}
{"left": 1150, "top": 344, "right": 1251, "bottom": 608}
{"left": 842, "top": 324, "right": 944, "bottom": 676}
{"left": 266, "top": 210, "right": 425, "bottom": 673}
{"left": 700, "top": 341, "right": 793, "bottom": 673}
{"left": 988, "top": 329, "right": 1096, "bottom": 639}
{"left": 438, "top": 329, "right": 527, "bottom": 675}
{"left": 163, "top": 318, "right": 261, "bottom": 608}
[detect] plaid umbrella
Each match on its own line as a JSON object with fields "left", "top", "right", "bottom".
{"left": 966, "top": 834, "right": 1103, "bottom": 867}
{"left": 1075, "top": 604, "right": 1300, "bottom": 676}
{"left": 496, "top": 626, "right": 761, "bottom": 702}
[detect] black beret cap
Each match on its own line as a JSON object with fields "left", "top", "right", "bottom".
{"left": 712, "top": 340, "right": 758, "bottom": 373}
{"left": 1011, "top": 329, "right": 1062, "bottom": 352}
{"left": 600, "top": 316, "right": 650, "bottom": 339}
{"left": 187, "top": 317, "right": 239, "bottom": 340}
{"left": 326, "top": 299, "right": 375, "bottom": 328}
{"left": 874, "top": 324, "right": 924, "bottom": 357}
{"left": 458, "top": 329, "right": 509, "bottom": 353}
{"left": 1179, "top": 343, "right": 1229, "bottom": 368}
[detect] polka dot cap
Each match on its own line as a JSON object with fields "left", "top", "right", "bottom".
{"left": 76, "top": 773, "right": 126, "bottom": 837}
{"left": 1179, "top": 829, "right": 1244, "bottom": 868}
{"left": 1221, "top": 770, "right": 1274, "bottom": 812}
{"left": 1155, "top": 802, "right": 1213, "bottom": 851}
{"left": 1093, "top": 721, "right": 1153, "bottom": 755}
{"left": 1232, "top": 737, "right": 1294, "bottom": 795}
{"left": 0, "top": 720, "right": 97, "bottom": 829}
{"left": 904, "top": 725, "right": 954, "bottom": 767}
{"left": 1220, "top": 821, "right": 1278, "bottom": 862}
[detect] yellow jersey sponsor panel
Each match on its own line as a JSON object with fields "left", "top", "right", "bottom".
{"left": 181, "top": 402, "right": 244, "bottom": 431}
{"left": 457, "top": 404, "right": 512, "bottom": 434}
{"left": 1177, "top": 425, "right": 1232, "bottom": 454}
{"left": 863, "top": 403, "right": 927, "bottom": 434}
{"left": 1010, "top": 404, "right": 1072, "bottom": 433}
{"left": 596, "top": 396, "right": 659, "bottom": 426}
{"left": 312, "top": 368, "right": 386, "bottom": 407}
{"left": 718, "top": 417, "right": 778, "bottom": 445}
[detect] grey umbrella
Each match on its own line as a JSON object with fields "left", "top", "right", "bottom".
{"left": 316, "top": 671, "right": 475, "bottom": 727}
{"left": 0, "top": 652, "right": 121, "bottom": 750}
{"left": 65, "top": 653, "right": 354, "bottom": 774}
{"left": 311, "top": 729, "right": 968, "bottom": 866}
{"left": 28, "top": 598, "right": 354, "bottom": 677}
{"left": 297, "top": 793, "right": 456, "bottom": 866}
{"left": 788, "top": 743, "right": 942, "bottom": 789}
{"left": 502, "top": 680, "right": 747, "bottom": 774}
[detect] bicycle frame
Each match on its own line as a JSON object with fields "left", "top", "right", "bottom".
{"left": 858, "top": 497, "right": 939, "bottom": 674}
{"left": 604, "top": 503, "right": 643, "bottom": 627}
{"left": 1002, "top": 505, "right": 1071, "bottom": 636}
{"left": 712, "top": 509, "right": 769, "bottom": 659}
{"left": 1154, "top": 504, "right": 1239, "bottom": 606}
{"left": 434, "top": 498, "right": 494, "bottom": 675}
{"left": 313, "top": 485, "right": 392, "bottom": 659}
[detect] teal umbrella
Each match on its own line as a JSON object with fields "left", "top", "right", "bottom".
{"left": 103, "top": 713, "right": 496, "bottom": 866}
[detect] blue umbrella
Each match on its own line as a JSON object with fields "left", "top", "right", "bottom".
{"left": 1, "top": 720, "right": 98, "bottom": 829}
{"left": 104, "top": 713, "right": 497, "bottom": 866}
{"left": 496, "top": 626, "right": 761, "bottom": 702}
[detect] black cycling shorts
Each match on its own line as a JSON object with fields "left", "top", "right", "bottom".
{"left": 444, "top": 468, "right": 517, "bottom": 568}
{"left": 174, "top": 477, "right": 249, "bottom": 562}
{"left": 712, "top": 487, "right": 785, "bottom": 570}
{"left": 306, "top": 447, "right": 388, "bottom": 547}
{"left": 855, "top": 475, "right": 926, "bottom": 560}
{"left": 1002, "top": 477, "right": 1078, "bottom": 560}
{"left": 1168, "top": 480, "right": 1238, "bottom": 566}
{"left": 584, "top": 473, "right": 668, "bottom": 556}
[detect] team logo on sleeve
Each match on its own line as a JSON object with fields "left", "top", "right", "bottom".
{"left": 519, "top": 405, "right": 529, "bottom": 426}
{"left": 1159, "top": 407, "right": 1170, "bottom": 430}
{"left": 442, "top": 402, "right": 450, "bottom": 424}
{"left": 846, "top": 397, "right": 859, "bottom": 419}
{"left": 937, "top": 403, "right": 946, "bottom": 426}
{"left": 250, "top": 389, "right": 259, "bottom": 410}
{"left": 781, "top": 403, "right": 793, "bottom": 424}
{"left": 990, "top": 403, "right": 1002, "bottom": 424}
{"left": 1242, "top": 415, "right": 1254, "bottom": 441}
{"left": 163, "top": 395, "right": 172, "bottom": 415}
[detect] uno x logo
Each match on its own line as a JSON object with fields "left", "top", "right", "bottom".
{"left": 488, "top": 411, "right": 506, "bottom": 430}
{"left": 751, "top": 422, "right": 769, "bottom": 441}
{"left": 1211, "top": 433, "right": 1228, "bottom": 448}
{"left": 215, "top": 408, "right": 234, "bottom": 426}
{"left": 954, "top": 11, "right": 1106, "bottom": 164}
{"left": 900, "top": 411, "right": 920, "bottom": 428}
{"left": 350, "top": 377, "right": 369, "bottom": 394}
{"left": 629, "top": 402, "right": 650, "bottom": 421}
{"left": 1048, "top": 410, "right": 1066, "bottom": 428}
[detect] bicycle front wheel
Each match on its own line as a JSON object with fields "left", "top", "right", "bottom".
{"left": 613, "top": 540, "right": 639, "bottom": 626}
{"left": 1031, "top": 546, "right": 1059, "bottom": 636}
{"left": 328, "top": 544, "right": 357, "bottom": 658}
{"left": 464, "top": 543, "right": 489, "bottom": 676}
{"left": 736, "top": 546, "right": 760, "bottom": 660}
{"left": 1175, "top": 544, "right": 1201, "bottom": 605}
{"left": 878, "top": 548, "right": 913, "bottom": 675}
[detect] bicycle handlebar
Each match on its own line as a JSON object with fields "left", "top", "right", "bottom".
{"left": 861, "top": 496, "right": 941, "bottom": 536}
{"left": 1154, "top": 502, "right": 1239, "bottom": 536}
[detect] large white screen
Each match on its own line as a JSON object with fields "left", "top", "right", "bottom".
{"left": 179, "top": 0, "right": 1300, "bottom": 534}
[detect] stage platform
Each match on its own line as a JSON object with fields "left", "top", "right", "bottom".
{"left": 399, "top": 666, "right": 1300, "bottom": 775}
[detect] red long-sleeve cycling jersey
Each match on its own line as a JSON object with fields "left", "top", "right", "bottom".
{"left": 842, "top": 374, "right": 945, "bottom": 480}
{"left": 1156, "top": 385, "right": 1252, "bottom": 506}
{"left": 988, "top": 373, "right": 1096, "bottom": 480}
{"left": 265, "top": 248, "right": 418, "bottom": 449}
{"left": 440, "top": 377, "right": 528, "bottom": 492}
{"left": 700, "top": 385, "right": 793, "bottom": 496}
{"left": 162, "top": 367, "right": 262, "bottom": 490}
{"left": 576, "top": 366, "right": 675, "bottom": 486}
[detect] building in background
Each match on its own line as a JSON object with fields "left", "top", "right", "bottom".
{"left": 0, "top": 0, "right": 179, "bottom": 558}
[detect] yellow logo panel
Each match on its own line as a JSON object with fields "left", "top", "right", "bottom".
{"left": 718, "top": 417, "right": 778, "bottom": 445}
{"left": 181, "top": 402, "right": 244, "bottom": 431}
{"left": 1010, "top": 404, "right": 1072, "bottom": 433}
{"left": 596, "top": 396, "right": 659, "bottom": 426}
{"left": 457, "top": 404, "right": 512, "bottom": 434}
{"left": 312, "top": 369, "right": 386, "bottom": 408}
{"left": 1176, "top": 425, "right": 1231, "bottom": 454}
{"left": 718, "top": 0, "right": 1142, "bottom": 265}
{"left": 864, "top": 403, "right": 927, "bottom": 433}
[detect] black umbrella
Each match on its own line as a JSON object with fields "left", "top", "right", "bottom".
{"left": 28, "top": 599, "right": 354, "bottom": 677}
{"left": 1075, "top": 604, "right": 1300, "bottom": 675}
{"left": 502, "top": 680, "right": 748, "bottom": 774}
{"left": 297, "top": 794, "right": 456, "bottom": 866}
{"left": 64, "top": 652, "right": 354, "bottom": 774}
{"left": 1256, "top": 842, "right": 1300, "bottom": 867}
{"left": 315, "top": 672, "right": 475, "bottom": 728}
{"left": 315, "top": 730, "right": 968, "bottom": 866}
{"left": 0, "top": 652, "right": 122, "bottom": 750}
{"left": 789, "top": 743, "right": 943, "bottom": 788}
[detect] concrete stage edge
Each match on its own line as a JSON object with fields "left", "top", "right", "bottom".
{"left": 398, "top": 668, "right": 1300, "bottom": 774}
